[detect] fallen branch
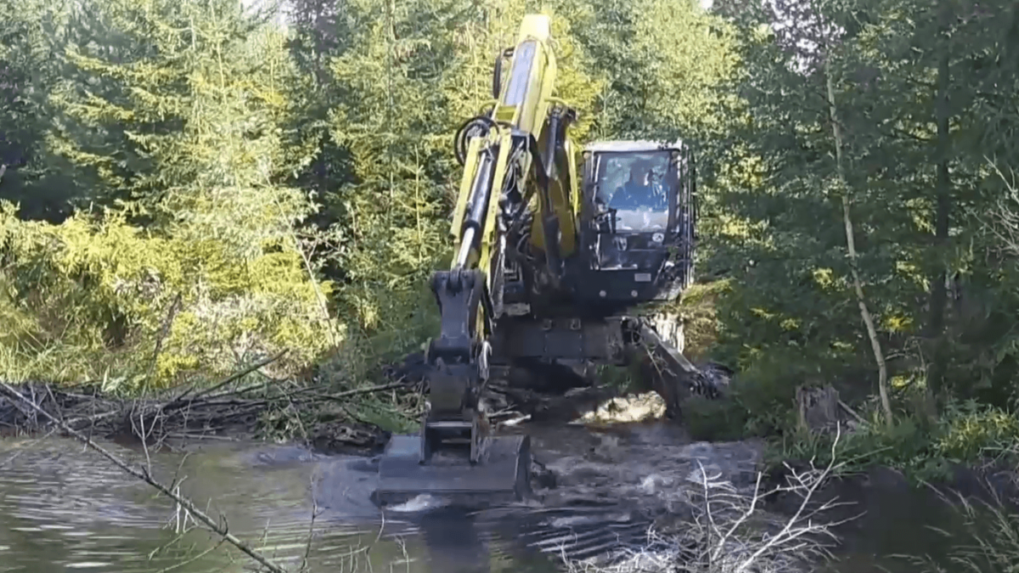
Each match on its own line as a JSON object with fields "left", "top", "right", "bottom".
{"left": 0, "top": 380, "right": 290, "bottom": 573}
{"left": 165, "top": 351, "right": 289, "bottom": 411}
{"left": 296, "top": 380, "right": 413, "bottom": 403}
{"left": 837, "top": 399, "right": 868, "bottom": 427}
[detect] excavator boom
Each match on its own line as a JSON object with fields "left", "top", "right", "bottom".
{"left": 375, "top": 15, "right": 562, "bottom": 505}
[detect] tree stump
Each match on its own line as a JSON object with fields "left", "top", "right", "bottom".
{"left": 796, "top": 384, "right": 841, "bottom": 433}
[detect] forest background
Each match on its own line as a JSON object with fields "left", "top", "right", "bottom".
{"left": 3, "top": 0, "right": 1019, "bottom": 478}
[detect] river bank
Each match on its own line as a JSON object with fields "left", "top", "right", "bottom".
{"left": 0, "top": 375, "right": 398, "bottom": 455}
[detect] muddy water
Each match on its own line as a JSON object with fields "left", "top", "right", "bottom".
{"left": 0, "top": 423, "right": 993, "bottom": 573}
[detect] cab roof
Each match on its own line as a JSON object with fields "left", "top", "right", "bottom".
{"left": 583, "top": 140, "right": 687, "bottom": 153}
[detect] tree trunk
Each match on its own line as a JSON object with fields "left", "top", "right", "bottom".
{"left": 926, "top": 10, "right": 953, "bottom": 401}
{"left": 825, "top": 59, "right": 893, "bottom": 425}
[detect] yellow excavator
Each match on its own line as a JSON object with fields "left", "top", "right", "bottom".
{"left": 375, "top": 14, "right": 705, "bottom": 505}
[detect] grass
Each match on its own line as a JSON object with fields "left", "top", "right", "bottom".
{"left": 768, "top": 397, "right": 1019, "bottom": 483}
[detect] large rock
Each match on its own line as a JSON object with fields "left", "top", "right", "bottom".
{"left": 579, "top": 392, "right": 667, "bottom": 424}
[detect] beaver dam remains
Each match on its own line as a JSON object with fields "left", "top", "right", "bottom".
{"left": 0, "top": 380, "right": 393, "bottom": 454}
{"left": 0, "top": 352, "right": 724, "bottom": 453}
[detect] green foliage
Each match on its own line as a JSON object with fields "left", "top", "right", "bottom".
{"left": 666, "top": 279, "right": 730, "bottom": 362}
{"left": 683, "top": 394, "right": 749, "bottom": 442}
{"left": 0, "top": 0, "right": 79, "bottom": 221}
{"left": 321, "top": 0, "right": 473, "bottom": 372}
{"left": 0, "top": 0, "right": 341, "bottom": 389}
{"left": 0, "top": 203, "right": 341, "bottom": 388}
{"left": 1, "top": 0, "right": 735, "bottom": 393}
{"left": 772, "top": 398, "right": 1019, "bottom": 483}
{"left": 704, "top": 0, "right": 1019, "bottom": 435}
{"left": 559, "top": 0, "right": 738, "bottom": 142}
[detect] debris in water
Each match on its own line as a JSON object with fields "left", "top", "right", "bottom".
{"left": 386, "top": 494, "right": 448, "bottom": 513}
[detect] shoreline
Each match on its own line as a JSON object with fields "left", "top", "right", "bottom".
{"left": 4, "top": 378, "right": 1015, "bottom": 509}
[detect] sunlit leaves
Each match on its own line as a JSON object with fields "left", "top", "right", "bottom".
{"left": 0, "top": 0, "right": 341, "bottom": 386}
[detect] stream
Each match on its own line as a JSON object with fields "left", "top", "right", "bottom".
{"left": 0, "top": 420, "right": 1000, "bottom": 573}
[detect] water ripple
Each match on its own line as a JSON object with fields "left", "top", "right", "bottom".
{"left": 0, "top": 428, "right": 728, "bottom": 572}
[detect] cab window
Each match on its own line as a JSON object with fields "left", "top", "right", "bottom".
{"left": 593, "top": 151, "right": 672, "bottom": 232}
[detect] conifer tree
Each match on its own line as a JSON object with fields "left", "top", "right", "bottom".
{"left": 1, "top": 0, "right": 341, "bottom": 385}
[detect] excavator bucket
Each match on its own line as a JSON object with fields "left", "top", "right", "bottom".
{"left": 374, "top": 433, "right": 532, "bottom": 506}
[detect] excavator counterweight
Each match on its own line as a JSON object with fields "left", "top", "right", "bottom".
{"left": 373, "top": 14, "right": 705, "bottom": 506}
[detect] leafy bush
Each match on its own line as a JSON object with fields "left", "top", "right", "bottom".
{"left": 0, "top": 203, "right": 342, "bottom": 389}
{"left": 683, "top": 394, "right": 749, "bottom": 441}
{"left": 771, "top": 398, "right": 1019, "bottom": 483}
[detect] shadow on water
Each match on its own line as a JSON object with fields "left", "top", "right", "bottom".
{"left": 419, "top": 508, "right": 491, "bottom": 572}
{"left": 811, "top": 465, "right": 1019, "bottom": 573}
{"left": 411, "top": 507, "right": 557, "bottom": 573}
{"left": 0, "top": 429, "right": 1013, "bottom": 573}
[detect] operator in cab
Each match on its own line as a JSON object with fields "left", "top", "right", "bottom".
{"left": 608, "top": 162, "right": 667, "bottom": 212}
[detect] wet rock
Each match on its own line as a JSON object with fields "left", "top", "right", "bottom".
{"left": 579, "top": 392, "right": 667, "bottom": 424}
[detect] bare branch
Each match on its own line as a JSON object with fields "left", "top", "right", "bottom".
{"left": 0, "top": 380, "right": 290, "bottom": 573}
{"left": 565, "top": 426, "right": 854, "bottom": 573}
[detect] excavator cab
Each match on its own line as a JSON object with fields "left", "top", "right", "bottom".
{"left": 574, "top": 141, "right": 696, "bottom": 309}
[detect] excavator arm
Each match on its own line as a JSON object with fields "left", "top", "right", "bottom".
{"left": 375, "top": 15, "right": 575, "bottom": 504}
